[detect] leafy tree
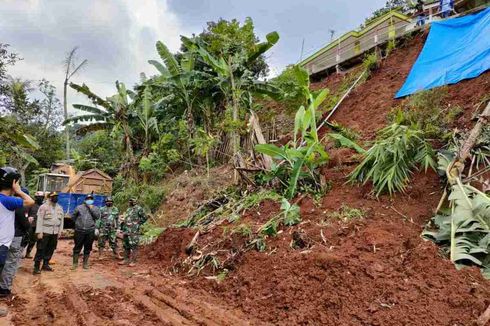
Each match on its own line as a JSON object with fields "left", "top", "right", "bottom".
{"left": 37, "top": 79, "right": 63, "bottom": 131}
{"left": 186, "top": 31, "right": 280, "bottom": 176}
{"left": 186, "top": 18, "right": 269, "bottom": 77}
{"left": 72, "top": 130, "right": 122, "bottom": 176}
{"left": 0, "top": 43, "right": 20, "bottom": 97}
{"left": 363, "top": 0, "right": 410, "bottom": 27}
{"left": 1, "top": 78, "right": 41, "bottom": 124}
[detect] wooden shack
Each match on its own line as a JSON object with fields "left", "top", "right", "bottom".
{"left": 62, "top": 169, "right": 112, "bottom": 195}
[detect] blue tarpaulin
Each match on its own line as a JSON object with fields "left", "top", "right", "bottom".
{"left": 57, "top": 193, "right": 107, "bottom": 215}
{"left": 396, "top": 7, "right": 490, "bottom": 98}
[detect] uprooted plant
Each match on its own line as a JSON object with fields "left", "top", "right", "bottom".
{"left": 349, "top": 119, "right": 436, "bottom": 196}
{"left": 255, "top": 88, "right": 330, "bottom": 199}
{"left": 423, "top": 180, "right": 490, "bottom": 278}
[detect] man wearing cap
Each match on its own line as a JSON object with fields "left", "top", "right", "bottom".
{"left": 24, "top": 191, "right": 44, "bottom": 258}
{"left": 72, "top": 194, "right": 100, "bottom": 270}
{"left": 119, "top": 198, "right": 147, "bottom": 267}
{"left": 33, "top": 192, "right": 64, "bottom": 274}
{"left": 0, "top": 188, "right": 34, "bottom": 296}
{"left": 97, "top": 197, "right": 120, "bottom": 259}
{"left": 0, "top": 167, "right": 34, "bottom": 317}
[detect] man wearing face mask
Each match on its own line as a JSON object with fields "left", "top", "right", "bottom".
{"left": 24, "top": 192, "right": 44, "bottom": 259}
{"left": 33, "top": 192, "right": 64, "bottom": 275}
{"left": 118, "top": 198, "right": 147, "bottom": 267}
{"left": 72, "top": 194, "right": 100, "bottom": 270}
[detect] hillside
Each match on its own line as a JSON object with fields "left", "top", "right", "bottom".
{"left": 6, "top": 30, "right": 490, "bottom": 326}
{"left": 141, "top": 32, "right": 490, "bottom": 325}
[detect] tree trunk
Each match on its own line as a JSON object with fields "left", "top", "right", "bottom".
{"left": 63, "top": 80, "right": 70, "bottom": 160}
{"left": 228, "top": 59, "right": 239, "bottom": 183}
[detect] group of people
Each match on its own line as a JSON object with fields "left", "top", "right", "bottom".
{"left": 415, "top": 0, "right": 455, "bottom": 27}
{"left": 0, "top": 166, "right": 148, "bottom": 315}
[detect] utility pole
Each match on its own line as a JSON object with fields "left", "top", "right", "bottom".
{"left": 299, "top": 38, "right": 305, "bottom": 62}
{"left": 63, "top": 47, "right": 87, "bottom": 161}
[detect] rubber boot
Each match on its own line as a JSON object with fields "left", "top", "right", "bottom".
{"left": 129, "top": 248, "right": 137, "bottom": 267}
{"left": 71, "top": 254, "right": 79, "bottom": 270}
{"left": 83, "top": 254, "right": 90, "bottom": 270}
{"left": 33, "top": 261, "right": 41, "bottom": 275}
{"left": 112, "top": 249, "right": 120, "bottom": 260}
{"left": 118, "top": 250, "right": 130, "bottom": 265}
{"left": 42, "top": 260, "right": 54, "bottom": 272}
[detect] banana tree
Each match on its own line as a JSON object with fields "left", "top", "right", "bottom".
{"left": 136, "top": 87, "right": 159, "bottom": 156}
{"left": 183, "top": 32, "right": 280, "bottom": 173}
{"left": 255, "top": 89, "right": 330, "bottom": 199}
{"left": 64, "top": 81, "right": 137, "bottom": 176}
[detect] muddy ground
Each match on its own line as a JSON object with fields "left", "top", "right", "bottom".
{"left": 3, "top": 32, "right": 490, "bottom": 325}
{"left": 1, "top": 240, "right": 254, "bottom": 325}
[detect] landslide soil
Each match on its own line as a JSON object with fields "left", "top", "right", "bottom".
{"left": 5, "top": 32, "right": 490, "bottom": 326}
{"left": 144, "top": 32, "right": 490, "bottom": 325}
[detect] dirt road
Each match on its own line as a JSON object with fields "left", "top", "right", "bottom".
{"left": 0, "top": 239, "right": 253, "bottom": 326}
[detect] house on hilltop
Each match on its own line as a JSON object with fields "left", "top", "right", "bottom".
{"left": 300, "top": 0, "right": 489, "bottom": 78}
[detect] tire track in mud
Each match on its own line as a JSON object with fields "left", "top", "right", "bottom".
{"left": 4, "top": 240, "right": 253, "bottom": 325}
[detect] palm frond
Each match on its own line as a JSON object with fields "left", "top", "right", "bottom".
{"left": 70, "top": 82, "right": 110, "bottom": 109}
{"left": 63, "top": 114, "right": 107, "bottom": 125}
{"left": 72, "top": 104, "right": 107, "bottom": 115}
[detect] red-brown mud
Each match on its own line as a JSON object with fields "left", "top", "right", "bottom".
{"left": 141, "top": 31, "right": 490, "bottom": 325}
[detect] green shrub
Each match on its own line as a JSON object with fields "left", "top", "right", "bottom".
{"left": 328, "top": 121, "right": 360, "bottom": 147}
{"left": 386, "top": 39, "right": 396, "bottom": 56}
{"left": 113, "top": 181, "right": 165, "bottom": 213}
{"left": 390, "top": 87, "right": 449, "bottom": 138}
{"left": 350, "top": 122, "right": 436, "bottom": 196}
{"left": 255, "top": 89, "right": 330, "bottom": 199}
{"left": 272, "top": 65, "right": 310, "bottom": 113}
{"left": 363, "top": 53, "right": 379, "bottom": 74}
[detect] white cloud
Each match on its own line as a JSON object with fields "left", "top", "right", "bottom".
{"left": 0, "top": 0, "right": 187, "bottom": 115}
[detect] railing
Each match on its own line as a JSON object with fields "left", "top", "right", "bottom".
{"left": 303, "top": 18, "right": 413, "bottom": 75}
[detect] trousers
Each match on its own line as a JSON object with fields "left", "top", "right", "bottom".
{"left": 34, "top": 233, "right": 58, "bottom": 263}
{"left": 73, "top": 230, "right": 95, "bottom": 256}
{"left": 0, "top": 237, "right": 24, "bottom": 290}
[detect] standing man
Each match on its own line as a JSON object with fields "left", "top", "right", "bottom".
{"left": 25, "top": 191, "right": 44, "bottom": 258}
{"left": 0, "top": 188, "right": 33, "bottom": 297}
{"left": 72, "top": 194, "right": 100, "bottom": 270}
{"left": 118, "top": 198, "right": 147, "bottom": 267}
{"left": 97, "top": 197, "right": 120, "bottom": 259}
{"left": 415, "top": 0, "right": 426, "bottom": 27}
{"left": 440, "top": 0, "right": 454, "bottom": 18}
{"left": 33, "top": 192, "right": 64, "bottom": 274}
{"left": 0, "top": 167, "right": 34, "bottom": 317}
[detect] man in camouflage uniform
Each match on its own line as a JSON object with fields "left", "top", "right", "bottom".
{"left": 118, "top": 198, "right": 147, "bottom": 267}
{"left": 97, "top": 197, "right": 120, "bottom": 259}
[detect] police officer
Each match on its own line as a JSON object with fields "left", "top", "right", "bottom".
{"left": 33, "top": 192, "right": 64, "bottom": 274}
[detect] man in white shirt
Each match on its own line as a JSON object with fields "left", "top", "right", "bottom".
{"left": 0, "top": 167, "right": 34, "bottom": 317}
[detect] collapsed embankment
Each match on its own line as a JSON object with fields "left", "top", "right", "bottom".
{"left": 144, "top": 32, "right": 490, "bottom": 325}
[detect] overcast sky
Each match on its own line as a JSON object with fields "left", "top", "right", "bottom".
{"left": 0, "top": 0, "right": 386, "bottom": 114}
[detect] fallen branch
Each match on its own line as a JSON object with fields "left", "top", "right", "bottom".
{"left": 185, "top": 230, "right": 200, "bottom": 255}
